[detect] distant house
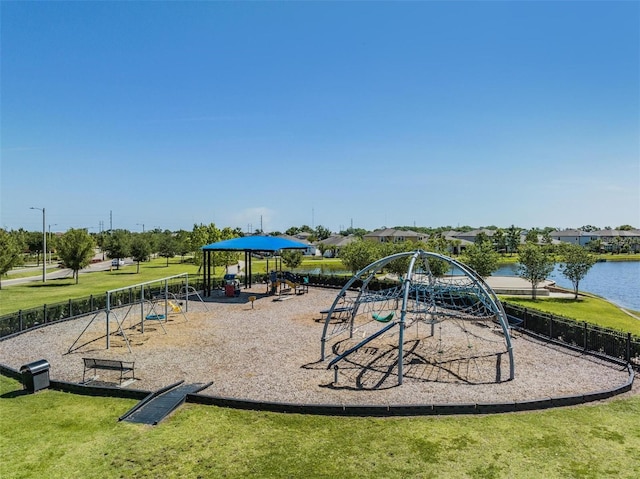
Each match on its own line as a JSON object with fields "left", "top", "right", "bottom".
{"left": 277, "top": 234, "right": 317, "bottom": 256}
{"left": 548, "top": 229, "right": 640, "bottom": 251}
{"left": 316, "top": 235, "right": 357, "bottom": 257}
{"left": 591, "top": 229, "right": 640, "bottom": 253}
{"left": 441, "top": 231, "right": 473, "bottom": 254}
{"left": 550, "top": 229, "right": 598, "bottom": 247}
{"left": 450, "top": 229, "right": 496, "bottom": 243}
{"left": 294, "top": 231, "right": 313, "bottom": 241}
{"left": 362, "top": 228, "right": 428, "bottom": 244}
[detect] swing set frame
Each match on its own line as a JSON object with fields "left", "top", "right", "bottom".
{"left": 67, "top": 273, "right": 198, "bottom": 354}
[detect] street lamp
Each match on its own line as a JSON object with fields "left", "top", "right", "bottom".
{"left": 30, "top": 207, "right": 46, "bottom": 282}
{"left": 136, "top": 223, "right": 145, "bottom": 233}
{"left": 48, "top": 224, "right": 57, "bottom": 265}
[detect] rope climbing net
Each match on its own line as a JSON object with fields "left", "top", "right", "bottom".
{"left": 320, "top": 250, "right": 515, "bottom": 388}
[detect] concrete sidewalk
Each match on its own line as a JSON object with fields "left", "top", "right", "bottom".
{"left": 484, "top": 275, "right": 572, "bottom": 298}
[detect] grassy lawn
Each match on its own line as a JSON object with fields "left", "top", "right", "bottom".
{"left": 0, "top": 258, "right": 204, "bottom": 315}
{"left": 1, "top": 375, "right": 639, "bottom": 478}
{"left": 0, "top": 257, "right": 350, "bottom": 315}
{"left": 496, "top": 255, "right": 520, "bottom": 264}
{"left": 502, "top": 296, "right": 640, "bottom": 336}
{"left": 3, "top": 266, "right": 61, "bottom": 280}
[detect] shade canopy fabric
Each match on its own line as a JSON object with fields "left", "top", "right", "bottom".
{"left": 202, "top": 235, "right": 308, "bottom": 252}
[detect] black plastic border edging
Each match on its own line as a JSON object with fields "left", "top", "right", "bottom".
{"left": 183, "top": 365, "right": 634, "bottom": 417}
{"left": 1, "top": 362, "right": 634, "bottom": 417}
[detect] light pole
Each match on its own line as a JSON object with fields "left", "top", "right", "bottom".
{"left": 30, "top": 207, "right": 46, "bottom": 282}
{"left": 48, "top": 223, "right": 58, "bottom": 265}
{"left": 136, "top": 223, "right": 145, "bottom": 233}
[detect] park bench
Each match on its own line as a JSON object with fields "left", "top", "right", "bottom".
{"left": 82, "top": 358, "right": 135, "bottom": 385}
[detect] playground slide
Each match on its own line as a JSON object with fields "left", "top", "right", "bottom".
{"left": 274, "top": 280, "right": 299, "bottom": 290}
{"left": 168, "top": 300, "right": 181, "bottom": 313}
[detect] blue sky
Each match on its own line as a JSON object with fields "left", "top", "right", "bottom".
{"left": 2, "top": 1, "right": 638, "bottom": 234}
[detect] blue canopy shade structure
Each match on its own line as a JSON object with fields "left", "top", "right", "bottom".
{"left": 202, "top": 236, "right": 308, "bottom": 253}
{"left": 201, "top": 235, "right": 308, "bottom": 295}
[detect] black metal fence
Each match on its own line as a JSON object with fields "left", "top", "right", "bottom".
{"left": 2, "top": 274, "right": 639, "bottom": 370}
{"left": 502, "top": 303, "right": 640, "bottom": 369}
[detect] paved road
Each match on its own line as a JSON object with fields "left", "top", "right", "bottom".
{"left": 3, "top": 257, "right": 132, "bottom": 287}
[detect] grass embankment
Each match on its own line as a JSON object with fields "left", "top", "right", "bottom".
{"left": 1, "top": 375, "right": 639, "bottom": 479}
{"left": 597, "top": 253, "right": 640, "bottom": 262}
{"left": 502, "top": 295, "right": 640, "bottom": 336}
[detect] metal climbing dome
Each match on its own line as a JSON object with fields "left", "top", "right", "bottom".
{"left": 320, "top": 250, "right": 514, "bottom": 388}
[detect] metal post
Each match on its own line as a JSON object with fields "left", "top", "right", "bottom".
{"left": 106, "top": 291, "right": 111, "bottom": 349}
{"left": 185, "top": 275, "right": 189, "bottom": 312}
{"left": 164, "top": 280, "right": 169, "bottom": 319}
{"left": 42, "top": 208, "right": 46, "bottom": 282}
{"left": 398, "top": 316, "right": 404, "bottom": 385}
{"left": 626, "top": 333, "right": 631, "bottom": 364}
{"left": 141, "top": 285, "right": 145, "bottom": 334}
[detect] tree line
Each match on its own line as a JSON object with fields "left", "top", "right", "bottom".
{"left": 338, "top": 235, "right": 596, "bottom": 301}
{"left": 0, "top": 222, "right": 616, "bottom": 297}
{"left": 0, "top": 224, "right": 243, "bottom": 288}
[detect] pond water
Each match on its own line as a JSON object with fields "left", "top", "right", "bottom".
{"left": 293, "top": 260, "right": 640, "bottom": 311}
{"left": 293, "top": 265, "right": 352, "bottom": 276}
{"left": 493, "top": 261, "right": 640, "bottom": 311}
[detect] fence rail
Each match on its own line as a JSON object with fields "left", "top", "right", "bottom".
{"left": 1, "top": 275, "right": 638, "bottom": 370}
{"left": 502, "top": 303, "right": 640, "bottom": 369}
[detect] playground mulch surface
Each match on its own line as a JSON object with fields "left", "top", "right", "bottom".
{"left": 0, "top": 286, "right": 634, "bottom": 406}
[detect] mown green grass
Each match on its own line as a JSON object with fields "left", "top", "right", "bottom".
{"left": 3, "top": 266, "right": 61, "bottom": 280}
{"left": 0, "top": 258, "right": 203, "bottom": 315}
{"left": 0, "top": 257, "right": 349, "bottom": 315}
{"left": 502, "top": 296, "right": 640, "bottom": 336}
{"left": 1, "top": 375, "right": 639, "bottom": 478}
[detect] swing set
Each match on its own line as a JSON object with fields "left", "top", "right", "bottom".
{"left": 67, "top": 273, "right": 203, "bottom": 354}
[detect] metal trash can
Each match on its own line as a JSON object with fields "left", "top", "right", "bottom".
{"left": 20, "top": 359, "right": 50, "bottom": 393}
